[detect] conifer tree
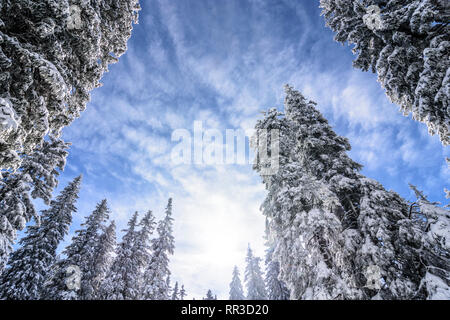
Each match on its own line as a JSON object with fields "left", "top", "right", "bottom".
{"left": 100, "top": 212, "right": 140, "bottom": 300}
{"left": 204, "top": 289, "right": 216, "bottom": 300}
{"left": 142, "top": 198, "right": 175, "bottom": 300}
{"left": 165, "top": 275, "right": 172, "bottom": 299}
{"left": 229, "top": 266, "right": 245, "bottom": 300}
{"left": 43, "top": 199, "right": 110, "bottom": 299}
{"left": 100, "top": 210, "right": 155, "bottom": 300}
{"left": 253, "top": 85, "right": 440, "bottom": 299}
{"left": 91, "top": 220, "right": 116, "bottom": 298}
{"left": 0, "top": 0, "right": 141, "bottom": 170}
{"left": 265, "top": 246, "right": 290, "bottom": 300}
{"left": 0, "top": 137, "right": 69, "bottom": 271}
{"left": 0, "top": 175, "right": 81, "bottom": 299}
{"left": 244, "top": 245, "right": 267, "bottom": 300}
{"left": 134, "top": 210, "right": 156, "bottom": 296}
{"left": 171, "top": 281, "right": 179, "bottom": 300}
{"left": 320, "top": 0, "right": 450, "bottom": 145}
{"left": 405, "top": 185, "right": 450, "bottom": 299}
{"left": 180, "top": 284, "right": 186, "bottom": 300}
{"left": 253, "top": 97, "right": 359, "bottom": 299}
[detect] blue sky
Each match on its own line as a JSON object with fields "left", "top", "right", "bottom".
{"left": 38, "top": 0, "right": 449, "bottom": 299}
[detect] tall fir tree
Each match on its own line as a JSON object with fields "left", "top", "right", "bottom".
{"left": 165, "top": 275, "right": 172, "bottom": 299}
{"left": 320, "top": 0, "right": 450, "bottom": 145}
{"left": 100, "top": 212, "right": 140, "bottom": 300}
{"left": 253, "top": 85, "right": 444, "bottom": 299}
{"left": 0, "top": 175, "right": 81, "bottom": 299}
{"left": 0, "top": 137, "right": 69, "bottom": 271}
{"left": 91, "top": 220, "right": 116, "bottom": 298}
{"left": 142, "top": 198, "right": 175, "bottom": 300}
{"left": 0, "top": 0, "right": 141, "bottom": 170}
{"left": 180, "top": 284, "right": 186, "bottom": 300}
{"left": 42, "top": 199, "right": 110, "bottom": 299}
{"left": 229, "top": 265, "right": 245, "bottom": 300}
{"left": 204, "top": 289, "right": 216, "bottom": 300}
{"left": 244, "top": 245, "right": 267, "bottom": 300}
{"left": 171, "top": 281, "right": 179, "bottom": 300}
{"left": 134, "top": 210, "right": 156, "bottom": 297}
{"left": 405, "top": 184, "right": 450, "bottom": 299}
{"left": 99, "top": 210, "right": 155, "bottom": 300}
{"left": 253, "top": 101, "right": 356, "bottom": 299}
{"left": 265, "top": 246, "right": 290, "bottom": 300}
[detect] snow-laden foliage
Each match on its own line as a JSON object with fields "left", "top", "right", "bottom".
{"left": 101, "top": 210, "right": 156, "bottom": 300}
{"left": 142, "top": 198, "right": 175, "bottom": 300}
{"left": 1, "top": 180, "right": 176, "bottom": 300}
{"left": 244, "top": 245, "right": 267, "bottom": 300}
{"left": 204, "top": 289, "right": 217, "bottom": 300}
{"left": 90, "top": 220, "right": 116, "bottom": 298}
{"left": 253, "top": 88, "right": 361, "bottom": 299}
{"left": 320, "top": 0, "right": 450, "bottom": 145}
{"left": 405, "top": 185, "right": 450, "bottom": 299}
{"left": 100, "top": 212, "right": 140, "bottom": 300}
{"left": 171, "top": 281, "right": 179, "bottom": 300}
{"left": 0, "top": 175, "right": 81, "bottom": 299}
{"left": 180, "top": 284, "right": 187, "bottom": 300}
{"left": 42, "top": 199, "right": 111, "bottom": 299}
{"left": 229, "top": 265, "right": 245, "bottom": 300}
{"left": 0, "top": 0, "right": 141, "bottom": 170}
{"left": 265, "top": 246, "right": 290, "bottom": 300}
{"left": 354, "top": 178, "right": 424, "bottom": 300}
{"left": 172, "top": 281, "right": 187, "bottom": 301}
{"left": 253, "top": 85, "right": 449, "bottom": 299}
{"left": 0, "top": 137, "right": 69, "bottom": 271}
{"left": 134, "top": 210, "right": 156, "bottom": 294}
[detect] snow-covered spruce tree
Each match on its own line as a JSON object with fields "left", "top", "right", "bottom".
{"left": 134, "top": 210, "right": 156, "bottom": 297}
{"left": 171, "top": 281, "right": 179, "bottom": 300}
{"left": 402, "top": 185, "right": 450, "bottom": 299}
{"left": 180, "top": 284, "right": 186, "bottom": 300}
{"left": 265, "top": 246, "right": 290, "bottom": 300}
{"left": 320, "top": 0, "right": 450, "bottom": 145}
{"left": 229, "top": 265, "right": 245, "bottom": 300}
{"left": 244, "top": 245, "right": 267, "bottom": 300}
{"left": 165, "top": 275, "right": 172, "bottom": 298}
{"left": 0, "top": 137, "right": 69, "bottom": 271}
{"left": 0, "top": 175, "right": 81, "bottom": 300}
{"left": 90, "top": 220, "right": 116, "bottom": 298}
{"left": 100, "top": 210, "right": 155, "bottom": 300}
{"left": 253, "top": 96, "right": 361, "bottom": 299}
{"left": 142, "top": 198, "right": 175, "bottom": 300}
{"left": 100, "top": 211, "right": 140, "bottom": 300}
{"left": 204, "top": 289, "right": 216, "bottom": 300}
{"left": 42, "top": 199, "right": 111, "bottom": 300}
{"left": 355, "top": 177, "right": 426, "bottom": 299}
{"left": 253, "top": 85, "right": 435, "bottom": 299}
{"left": 0, "top": 0, "right": 141, "bottom": 170}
